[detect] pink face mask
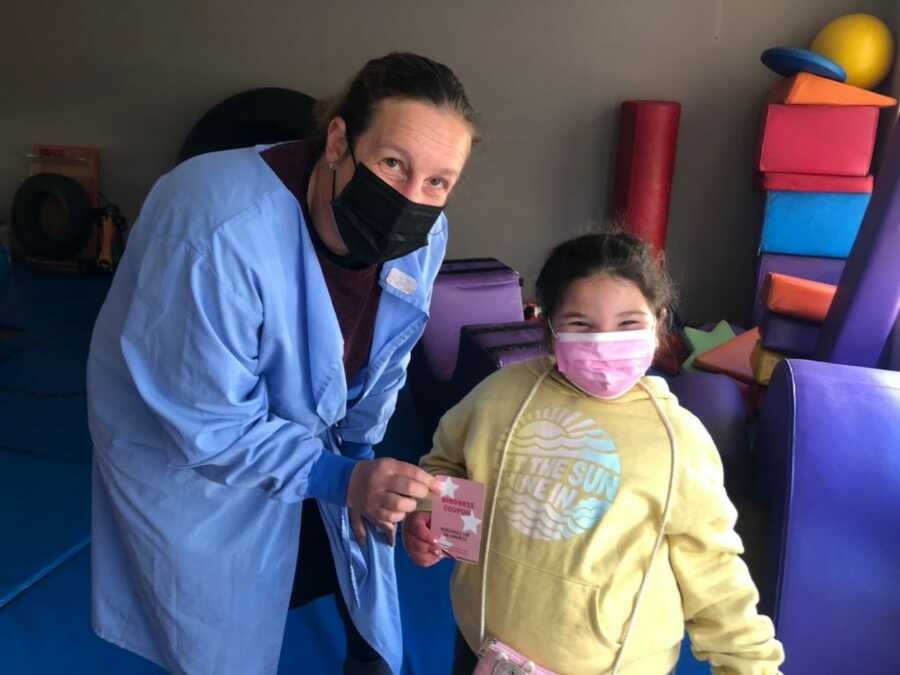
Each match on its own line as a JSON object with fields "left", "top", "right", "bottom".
{"left": 553, "top": 328, "right": 656, "bottom": 399}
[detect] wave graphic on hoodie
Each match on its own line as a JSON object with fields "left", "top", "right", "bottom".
{"left": 498, "top": 408, "right": 620, "bottom": 541}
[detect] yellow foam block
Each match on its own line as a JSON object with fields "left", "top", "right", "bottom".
{"left": 750, "top": 339, "right": 786, "bottom": 386}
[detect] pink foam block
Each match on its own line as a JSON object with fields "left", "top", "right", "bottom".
{"left": 759, "top": 172, "right": 874, "bottom": 194}
{"left": 757, "top": 105, "right": 879, "bottom": 177}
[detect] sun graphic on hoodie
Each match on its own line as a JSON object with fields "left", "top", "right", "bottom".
{"left": 497, "top": 408, "right": 621, "bottom": 541}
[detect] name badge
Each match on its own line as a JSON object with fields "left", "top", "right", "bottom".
{"left": 386, "top": 267, "right": 417, "bottom": 295}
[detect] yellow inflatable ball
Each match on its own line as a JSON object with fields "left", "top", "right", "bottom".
{"left": 811, "top": 13, "right": 895, "bottom": 90}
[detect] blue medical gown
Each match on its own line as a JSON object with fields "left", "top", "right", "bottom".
{"left": 87, "top": 146, "right": 447, "bottom": 674}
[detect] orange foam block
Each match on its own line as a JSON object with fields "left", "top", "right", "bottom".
{"left": 694, "top": 328, "right": 760, "bottom": 384}
{"left": 768, "top": 72, "right": 897, "bottom": 108}
{"left": 764, "top": 273, "right": 837, "bottom": 322}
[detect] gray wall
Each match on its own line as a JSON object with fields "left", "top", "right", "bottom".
{"left": 1, "top": 0, "right": 895, "bottom": 323}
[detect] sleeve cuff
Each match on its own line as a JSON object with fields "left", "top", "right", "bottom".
{"left": 341, "top": 441, "right": 375, "bottom": 461}
{"left": 307, "top": 451, "right": 357, "bottom": 505}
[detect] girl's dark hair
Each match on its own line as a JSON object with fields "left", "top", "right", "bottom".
{"left": 536, "top": 230, "right": 677, "bottom": 331}
{"left": 315, "top": 52, "right": 478, "bottom": 149}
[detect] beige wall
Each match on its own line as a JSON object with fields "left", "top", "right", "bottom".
{"left": 1, "top": 0, "right": 895, "bottom": 323}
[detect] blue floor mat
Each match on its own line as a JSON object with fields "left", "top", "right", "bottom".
{"left": 0, "top": 548, "right": 165, "bottom": 675}
{"left": 7, "top": 266, "right": 109, "bottom": 339}
{"left": 0, "top": 450, "right": 91, "bottom": 608}
{"left": 281, "top": 539, "right": 460, "bottom": 675}
{"left": 0, "top": 391, "right": 92, "bottom": 462}
{"left": 0, "top": 329, "right": 31, "bottom": 360}
{"left": 0, "top": 333, "right": 91, "bottom": 397}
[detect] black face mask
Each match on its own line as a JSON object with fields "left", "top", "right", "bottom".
{"left": 331, "top": 158, "right": 442, "bottom": 266}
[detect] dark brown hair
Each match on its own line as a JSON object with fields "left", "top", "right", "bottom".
{"left": 315, "top": 52, "right": 478, "bottom": 149}
{"left": 536, "top": 230, "right": 677, "bottom": 332}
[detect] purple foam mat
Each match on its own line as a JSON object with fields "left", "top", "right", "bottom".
{"left": 758, "top": 360, "right": 900, "bottom": 673}
{"left": 817, "top": 123, "right": 900, "bottom": 367}
{"left": 752, "top": 254, "right": 845, "bottom": 325}
{"left": 880, "top": 316, "right": 900, "bottom": 372}
{"left": 760, "top": 311, "right": 821, "bottom": 357}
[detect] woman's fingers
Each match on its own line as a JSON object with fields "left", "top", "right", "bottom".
{"left": 380, "top": 492, "right": 418, "bottom": 515}
{"left": 349, "top": 508, "right": 368, "bottom": 547}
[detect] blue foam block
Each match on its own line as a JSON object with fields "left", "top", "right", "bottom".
{"left": 760, "top": 191, "right": 870, "bottom": 258}
{"left": 0, "top": 450, "right": 91, "bottom": 608}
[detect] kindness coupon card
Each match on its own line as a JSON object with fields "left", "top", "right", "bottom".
{"left": 430, "top": 476, "right": 486, "bottom": 564}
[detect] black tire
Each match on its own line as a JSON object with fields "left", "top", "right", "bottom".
{"left": 178, "top": 87, "right": 318, "bottom": 164}
{"left": 11, "top": 173, "right": 93, "bottom": 260}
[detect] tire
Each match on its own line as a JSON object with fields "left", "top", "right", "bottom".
{"left": 178, "top": 87, "right": 318, "bottom": 163}
{"left": 11, "top": 173, "right": 93, "bottom": 260}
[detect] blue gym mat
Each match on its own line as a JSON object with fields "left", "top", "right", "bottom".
{"left": 0, "top": 391, "right": 92, "bottom": 462}
{"left": 0, "top": 548, "right": 165, "bottom": 675}
{"left": 0, "top": 329, "right": 32, "bottom": 360}
{"left": 0, "top": 543, "right": 709, "bottom": 675}
{"left": 0, "top": 333, "right": 91, "bottom": 397}
{"left": 0, "top": 449, "right": 91, "bottom": 609}
{"left": 4, "top": 264, "right": 109, "bottom": 340}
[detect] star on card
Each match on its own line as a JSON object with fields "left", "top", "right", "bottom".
{"left": 461, "top": 512, "right": 481, "bottom": 533}
{"left": 439, "top": 477, "right": 459, "bottom": 498}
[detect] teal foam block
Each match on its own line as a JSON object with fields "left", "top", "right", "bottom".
{"left": 760, "top": 191, "right": 871, "bottom": 258}
{"left": 0, "top": 450, "right": 91, "bottom": 608}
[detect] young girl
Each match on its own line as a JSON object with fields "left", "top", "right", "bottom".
{"left": 403, "top": 232, "right": 784, "bottom": 674}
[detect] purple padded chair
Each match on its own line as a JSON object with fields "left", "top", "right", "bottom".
{"left": 758, "top": 359, "right": 900, "bottom": 674}
{"left": 449, "top": 321, "right": 549, "bottom": 402}
{"left": 408, "top": 258, "right": 524, "bottom": 442}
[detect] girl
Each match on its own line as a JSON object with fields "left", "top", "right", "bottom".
{"left": 403, "top": 232, "right": 784, "bottom": 674}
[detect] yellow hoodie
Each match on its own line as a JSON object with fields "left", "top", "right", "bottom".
{"left": 419, "top": 357, "right": 784, "bottom": 675}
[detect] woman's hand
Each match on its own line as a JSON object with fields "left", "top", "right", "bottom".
{"left": 347, "top": 458, "right": 435, "bottom": 543}
{"left": 402, "top": 510, "right": 444, "bottom": 567}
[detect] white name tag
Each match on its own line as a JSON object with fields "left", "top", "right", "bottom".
{"left": 386, "top": 267, "right": 417, "bottom": 295}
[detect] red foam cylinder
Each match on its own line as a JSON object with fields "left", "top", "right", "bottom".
{"left": 613, "top": 100, "right": 681, "bottom": 254}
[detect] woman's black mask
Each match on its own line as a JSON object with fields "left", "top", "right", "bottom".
{"left": 331, "top": 154, "right": 442, "bottom": 266}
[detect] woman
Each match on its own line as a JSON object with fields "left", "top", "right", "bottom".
{"left": 87, "top": 52, "right": 477, "bottom": 675}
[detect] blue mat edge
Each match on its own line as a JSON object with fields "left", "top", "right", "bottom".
{"left": 0, "top": 536, "right": 91, "bottom": 609}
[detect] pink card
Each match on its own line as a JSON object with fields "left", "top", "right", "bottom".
{"left": 430, "top": 476, "right": 486, "bottom": 564}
